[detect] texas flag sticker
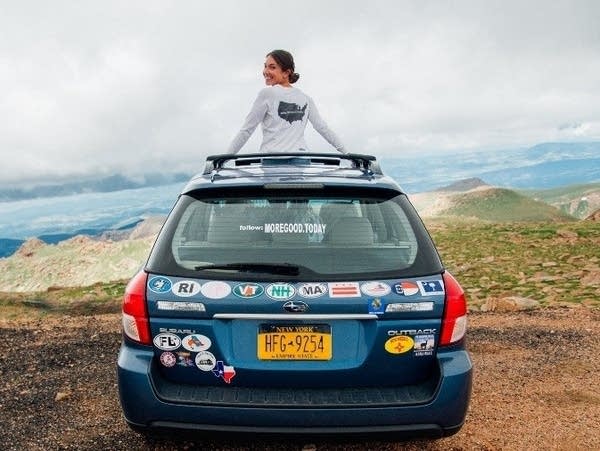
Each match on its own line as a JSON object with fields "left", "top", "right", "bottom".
{"left": 417, "top": 280, "right": 445, "bottom": 296}
{"left": 212, "top": 361, "right": 236, "bottom": 384}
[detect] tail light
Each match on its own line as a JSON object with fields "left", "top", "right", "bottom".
{"left": 439, "top": 271, "right": 468, "bottom": 346}
{"left": 122, "top": 271, "right": 152, "bottom": 345}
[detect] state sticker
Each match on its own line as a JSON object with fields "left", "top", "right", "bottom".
{"left": 384, "top": 336, "right": 414, "bottom": 354}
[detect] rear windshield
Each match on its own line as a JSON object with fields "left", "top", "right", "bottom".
{"left": 146, "top": 189, "right": 443, "bottom": 281}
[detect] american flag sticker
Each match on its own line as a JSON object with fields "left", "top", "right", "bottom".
{"left": 328, "top": 282, "right": 361, "bottom": 298}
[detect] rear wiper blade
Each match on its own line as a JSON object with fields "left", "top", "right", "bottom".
{"left": 194, "top": 262, "right": 300, "bottom": 275}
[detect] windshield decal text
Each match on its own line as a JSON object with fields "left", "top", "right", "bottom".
{"left": 263, "top": 223, "right": 326, "bottom": 234}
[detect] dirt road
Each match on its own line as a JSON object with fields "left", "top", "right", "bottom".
{"left": 0, "top": 307, "right": 599, "bottom": 450}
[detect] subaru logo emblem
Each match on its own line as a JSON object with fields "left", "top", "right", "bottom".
{"left": 283, "top": 301, "right": 308, "bottom": 313}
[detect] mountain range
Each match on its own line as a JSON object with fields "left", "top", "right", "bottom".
{"left": 0, "top": 141, "right": 599, "bottom": 259}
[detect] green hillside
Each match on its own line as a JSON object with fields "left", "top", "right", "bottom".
{"left": 520, "top": 182, "right": 600, "bottom": 219}
{"left": 440, "top": 188, "right": 576, "bottom": 222}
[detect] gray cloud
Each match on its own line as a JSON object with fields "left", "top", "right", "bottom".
{"left": 2, "top": 1, "right": 600, "bottom": 185}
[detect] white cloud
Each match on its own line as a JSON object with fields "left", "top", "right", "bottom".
{"left": 1, "top": 0, "right": 600, "bottom": 185}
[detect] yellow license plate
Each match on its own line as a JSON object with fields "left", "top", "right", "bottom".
{"left": 257, "top": 324, "right": 332, "bottom": 360}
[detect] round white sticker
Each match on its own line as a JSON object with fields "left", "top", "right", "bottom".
{"left": 160, "top": 352, "right": 177, "bottom": 367}
{"left": 195, "top": 351, "right": 217, "bottom": 371}
{"left": 200, "top": 281, "right": 231, "bottom": 299}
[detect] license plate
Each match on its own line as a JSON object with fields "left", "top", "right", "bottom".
{"left": 257, "top": 324, "right": 332, "bottom": 360}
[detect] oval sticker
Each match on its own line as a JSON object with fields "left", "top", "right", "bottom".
{"left": 384, "top": 336, "right": 414, "bottom": 354}
{"left": 148, "top": 276, "right": 172, "bottom": 293}
{"left": 297, "top": 283, "right": 327, "bottom": 298}
{"left": 200, "top": 281, "right": 231, "bottom": 299}
{"left": 361, "top": 281, "right": 391, "bottom": 297}
{"left": 182, "top": 334, "right": 212, "bottom": 352}
{"left": 266, "top": 283, "right": 296, "bottom": 301}
{"left": 153, "top": 332, "right": 181, "bottom": 351}
{"left": 172, "top": 280, "right": 202, "bottom": 297}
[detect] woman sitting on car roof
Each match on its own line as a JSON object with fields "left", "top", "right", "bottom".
{"left": 227, "top": 49, "right": 346, "bottom": 155}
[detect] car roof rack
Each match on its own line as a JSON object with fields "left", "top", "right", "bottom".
{"left": 203, "top": 153, "right": 382, "bottom": 176}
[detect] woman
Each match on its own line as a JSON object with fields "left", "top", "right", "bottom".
{"left": 227, "top": 49, "right": 346, "bottom": 154}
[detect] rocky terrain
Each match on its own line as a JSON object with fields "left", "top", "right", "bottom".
{"left": 0, "top": 216, "right": 164, "bottom": 292}
{"left": 0, "top": 307, "right": 598, "bottom": 450}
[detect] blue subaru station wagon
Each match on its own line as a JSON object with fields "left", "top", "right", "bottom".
{"left": 117, "top": 153, "right": 472, "bottom": 439}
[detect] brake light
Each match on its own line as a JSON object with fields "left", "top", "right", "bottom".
{"left": 439, "top": 272, "right": 468, "bottom": 346}
{"left": 122, "top": 271, "right": 152, "bottom": 345}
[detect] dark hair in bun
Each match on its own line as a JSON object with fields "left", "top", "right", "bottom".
{"left": 267, "top": 49, "right": 300, "bottom": 84}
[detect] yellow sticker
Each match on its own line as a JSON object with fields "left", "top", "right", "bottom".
{"left": 385, "top": 336, "right": 414, "bottom": 354}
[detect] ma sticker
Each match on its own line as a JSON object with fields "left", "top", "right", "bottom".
{"left": 385, "top": 336, "right": 414, "bottom": 354}
{"left": 297, "top": 283, "right": 327, "bottom": 298}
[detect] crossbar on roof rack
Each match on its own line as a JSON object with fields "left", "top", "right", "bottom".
{"left": 203, "top": 153, "right": 381, "bottom": 175}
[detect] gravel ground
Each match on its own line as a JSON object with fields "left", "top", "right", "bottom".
{"left": 0, "top": 307, "right": 599, "bottom": 450}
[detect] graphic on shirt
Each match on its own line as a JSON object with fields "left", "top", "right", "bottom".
{"left": 278, "top": 101, "right": 307, "bottom": 123}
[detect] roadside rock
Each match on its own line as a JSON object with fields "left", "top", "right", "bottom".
{"left": 481, "top": 296, "right": 541, "bottom": 312}
{"left": 556, "top": 229, "right": 578, "bottom": 239}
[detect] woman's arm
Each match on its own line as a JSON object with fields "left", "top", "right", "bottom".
{"left": 227, "top": 90, "right": 269, "bottom": 154}
{"left": 307, "top": 97, "right": 346, "bottom": 153}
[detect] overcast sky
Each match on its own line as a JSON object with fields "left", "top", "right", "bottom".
{"left": 2, "top": 1, "right": 600, "bottom": 185}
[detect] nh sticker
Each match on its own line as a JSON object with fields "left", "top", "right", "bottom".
{"left": 266, "top": 283, "right": 295, "bottom": 300}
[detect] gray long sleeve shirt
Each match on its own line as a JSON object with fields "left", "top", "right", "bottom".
{"left": 227, "top": 85, "right": 346, "bottom": 154}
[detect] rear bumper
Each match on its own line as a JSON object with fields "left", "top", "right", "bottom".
{"left": 117, "top": 342, "right": 472, "bottom": 438}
